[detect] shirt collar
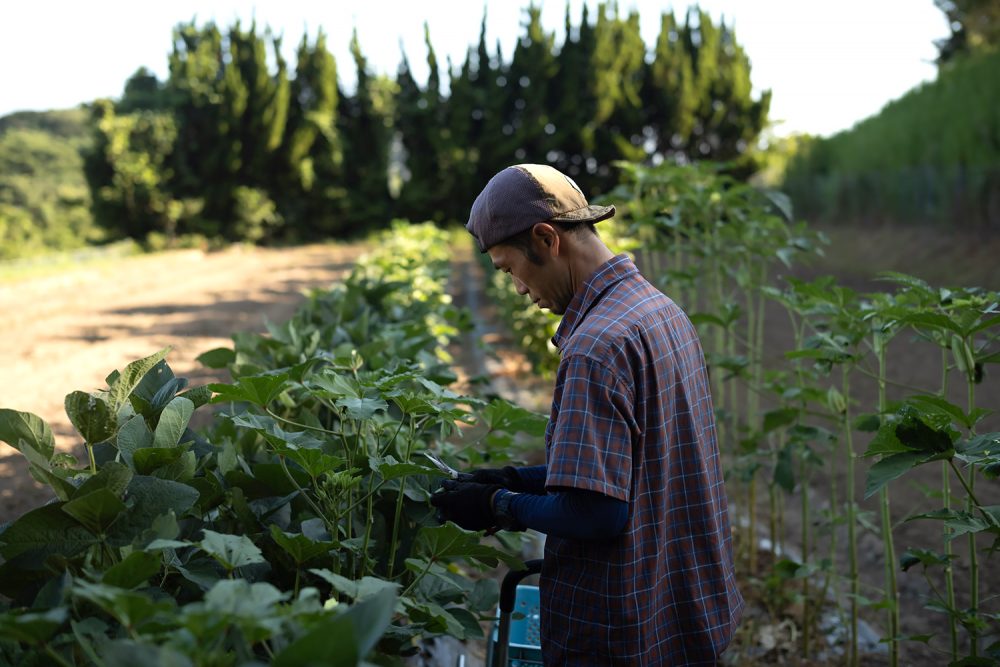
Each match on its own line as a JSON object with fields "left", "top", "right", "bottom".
{"left": 552, "top": 254, "right": 637, "bottom": 349}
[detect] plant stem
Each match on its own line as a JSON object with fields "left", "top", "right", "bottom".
{"left": 265, "top": 407, "right": 339, "bottom": 435}
{"left": 843, "top": 366, "right": 859, "bottom": 667}
{"left": 940, "top": 345, "right": 958, "bottom": 660}
{"left": 967, "top": 371, "right": 979, "bottom": 657}
{"left": 277, "top": 455, "right": 331, "bottom": 535}
{"left": 875, "top": 326, "right": 899, "bottom": 667}
{"left": 387, "top": 419, "right": 417, "bottom": 578}
{"left": 87, "top": 442, "right": 97, "bottom": 474}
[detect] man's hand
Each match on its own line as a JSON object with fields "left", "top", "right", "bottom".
{"left": 430, "top": 480, "right": 501, "bottom": 532}
{"left": 462, "top": 466, "right": 525, "bottom": 491}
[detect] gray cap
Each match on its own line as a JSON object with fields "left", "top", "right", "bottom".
{"left": 466, "top": 164, "right": 616, "bottom": 252}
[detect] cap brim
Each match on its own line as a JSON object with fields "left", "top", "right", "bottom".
{"left": 549, "top": 203, "right": 616, "bottom": 225}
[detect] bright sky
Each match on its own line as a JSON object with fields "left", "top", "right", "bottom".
{"left": 0, "top": 0, "right": 949, "bottom": 137}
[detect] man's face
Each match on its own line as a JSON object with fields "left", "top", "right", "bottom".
{"left": 487, "top": 237, "right": 573, "bottom": 315}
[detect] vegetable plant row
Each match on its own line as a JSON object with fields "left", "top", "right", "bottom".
{"left": 0, "top": 222, "right": 545, "bottom": 666}
{"left": 484, "top": 162, "right": 1000, "bottom": 666}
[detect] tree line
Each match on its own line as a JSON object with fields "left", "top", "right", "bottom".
{"left": 82, "top": 3, "right": 769, "bottom": 245}
{"left": 781, "top": 47, "right": 1000, "bottom": 229}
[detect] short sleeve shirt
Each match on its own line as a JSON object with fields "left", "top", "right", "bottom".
{"left": 539, "top": 254, "right": 743, "bottom": 666}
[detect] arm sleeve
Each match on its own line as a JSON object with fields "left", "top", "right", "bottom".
{"left": 515, "top": 465, "right": 547, "bottom": 494}
{"left": 546, "top": 355, "right": 637, "bottom": 501}
{"left": 501, "top": 488, "right": 628, "bottom": 541}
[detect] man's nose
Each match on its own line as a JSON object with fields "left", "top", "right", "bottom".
{"left": 513, "top": 277, "right": 529, "bottom": 296}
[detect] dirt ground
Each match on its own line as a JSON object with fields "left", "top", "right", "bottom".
{"left": 0, "top": 243, "right": 363, "bottom": 522}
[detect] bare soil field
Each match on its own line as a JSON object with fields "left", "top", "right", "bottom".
{"left": 0, "top": 243, "right": 362, "bottom": 522}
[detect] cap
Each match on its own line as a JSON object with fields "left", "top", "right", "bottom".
{"left": 466, "top": 164, "right": 616, "bottom": 253}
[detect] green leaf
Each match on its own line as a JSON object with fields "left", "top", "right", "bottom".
{"left": 103, "top": 550, "right": 163, "bottom": 589}
{"left": 274, "top": 588, "right": 396, "bottom": 667}
{"left": 773, "top": 443, "right": 795, "bottom": 493}
{"left": 133, "top": 447, "right": 186, "bottom": 475}
{"left": 178, "top": 385, "right": 213, "bottom": 409}
{"left": 199, "top": 530, "right": 266, "bottom": 571}
{"left": 854, "top": 414, "right": 881, "bottom": 432}
{"left": 209, "top": 373, "right": 289, "bottom": 407}
{"left": 107, "top": 476, "right": 199, "bottom": 546}
{"left": 373, "top": 456, "right": 434, "bottom": 481}
{"left": 202, "top": 579, "right": 287, "bottom": 616}
{"left": 117, "top": 414, "right": 153, "bottom": 470}
{"left": 197, "top": 347, "right": 235, "bottom": 369}
{"left": 75, "top": 461, "right": 133, "bottom": 499}
{"left": 72, "top": 579, "right": 174, "bottom": 630}
{"left": 0, "top": 607, "right": 68, "bottom": 645}
{"left": 336, "top": 397, "right": 388, "bottom": 420}
{"left": 270, "top": 525, "right": 335, "bottom": 565}
{"left": 898, "top": 311, "right": 963, "bottom": 335}
{"left": 906, "top": 394, "right": 970, "bottom": 428}
{"left": 228, "top": 413, "right": 324, "bottom": 451}
{"left": 0, "top": 409, "right": 55, "bottom": 463}
{"left": 107, "top": 348, "right": 171, "bottom": 412}
{"left": 908, "top": 509, "right": 990, "bottom": 540}
{"left": 62, "top": 488, "right": 127, "bottom": 533}
{"left": 0, "top": 503, "right": 97, "bottom": 560}
{"left": 900, "top": 547, "right": 954, "bottom": 572}
{"left": 64, "top": 391, "right": 117, "bottom": 444}
{"left": 310, "top": 570, "right": 401, "bottom": 601}
{"left": 763, "top": 408, "right": 798, "bottom": 434}
{"left": 864, "top": 451, "right": 933, "bottom": 499}
{"left": 153, "top": 396, "right": 194, "bottom": 448}
{"left": 480, "top": 399, "right": 547, "bottom": 436}
{"left": 414, "top": 524, "right": 523, "bottom": 569}
{"left": 958, "top": 433, "right": 1000, "bottom": 457}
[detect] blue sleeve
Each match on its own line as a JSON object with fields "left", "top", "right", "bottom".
{"left": 515, "top": 465, "right": 547, "bottom": 494}
{"left": 501, "top": 488, "right": 628, "bottom": 540}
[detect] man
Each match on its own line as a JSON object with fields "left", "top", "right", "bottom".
{"left": 431, "top": 164, "right": 743, "bottom": 665}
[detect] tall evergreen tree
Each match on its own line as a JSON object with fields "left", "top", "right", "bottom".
{"left": 280, "top": 29, "right": 344, "bottom": 238}
{"left": 337, "top": 29, "right": 392, "bottom": 232}
{"left": 643, "top": 10, "right": 698, "bottom": 159}
{"left": 502, "top": 5, "right": 558, "bottom": 164}
{"left": 550, "top": 3, "right": 598, "bottom": 189}
{"left": 396, "top": 24, "right": 447, "bottom": 223}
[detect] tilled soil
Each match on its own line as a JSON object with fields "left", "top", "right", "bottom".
{"left": 0, "top": 243, "right": 362, "bottom": 522}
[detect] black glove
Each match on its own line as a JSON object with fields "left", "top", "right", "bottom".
{"left": 430, "top": 480, "right": 501, "bottom": 532}
{"left": 460, "top": 466, "right": 526, "bottom": 491}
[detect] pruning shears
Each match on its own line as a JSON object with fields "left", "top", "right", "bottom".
{"left": 422, "top": 451, "right": 470, "bottom": 481}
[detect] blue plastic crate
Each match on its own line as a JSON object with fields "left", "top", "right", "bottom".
{"left": 487, "top": 584, "right": 543, "bottom": 667}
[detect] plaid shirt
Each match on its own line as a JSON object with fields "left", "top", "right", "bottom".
{"left": 539, "top": 254, "right": 743, "bottom": 666}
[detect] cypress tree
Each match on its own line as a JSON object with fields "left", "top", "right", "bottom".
{"left": 337, "top": 29, "right": 392, "bottom": 232}
{"left": 502, "top": 4, "right": 558, "bottom": 164}
{"left": 280, "top": 29, "right": 344, "bottom": 238}
{"left": 643, "top": 10, "right": 698, "bottom": 160}
{"left": 550, "top": 3, "right": 598, "bottom": 189}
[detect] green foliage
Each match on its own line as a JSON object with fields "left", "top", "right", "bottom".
{"left": 0, "top": 223, "right": 542, "bottom": 663}
{"left": 0, "top": 109, "right": 98, "bottom": 259}
{"left": 782, "top": 49, "right": 1000, "bottom": 227}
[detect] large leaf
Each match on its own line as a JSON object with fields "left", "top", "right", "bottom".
{"left": 107, "top": 348, "right": 171, "bottom": 413}
{"left": 414, "top": 524, "right": 523, "bottom": 569}
{"left": 62, "top": 488, "right": 127, "bottom": 534}
{"left": 117, "top": 414, "right": 153, "bottom": 470}
{"left": 336, "top": 397, "right": 388, "bottom": 420}
{"left": 0, "top": 503, "right": 97, "bottom": 560}
{"left": 75, "top": 461, "right": 133, "bottom": 499}
{"left": 64, "top": 391, "right": 116, "bottom": 444}
{"left": 864, "top": 451, "right": 945, "bottom": 499}
{"left": 72, "top": 579, "right": 175, "bottom": 630}
{"left": 196, "top": 347, "right": 236, "bottom": 369}
{"left": 199, "top": 530, "right": 266, "bottom": 571}
{"left": 310, "top": 570, "right": 400, "bottom": 601}
{"left": 153, "top": 396, "right": 194, "bottom": 449}
{"left": 0, "top": 607, "right": 68, "bottom": 645}
{"left": 0, "top": 409, "right": 55, "bottom": 463}
{"left": 103, "top": 550, "right": 163, "bottom": 589}
{"left": 209, "top": 373, "right": 289, "bottom": 407}
{"left": 274, "top": 587, "right": 396, "bottom": 667}
{"left": 107, "top": 476, "right": 199, "bottom": 546}
{"left": 480, "top": 399, "right": 547, "bottom": 436}
{"left": 270, "top": 525, "right": 335, "bottom": 565}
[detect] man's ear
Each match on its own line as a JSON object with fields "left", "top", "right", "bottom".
{"left": 532, "top": 223, "right": 560, "bottom": 256}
